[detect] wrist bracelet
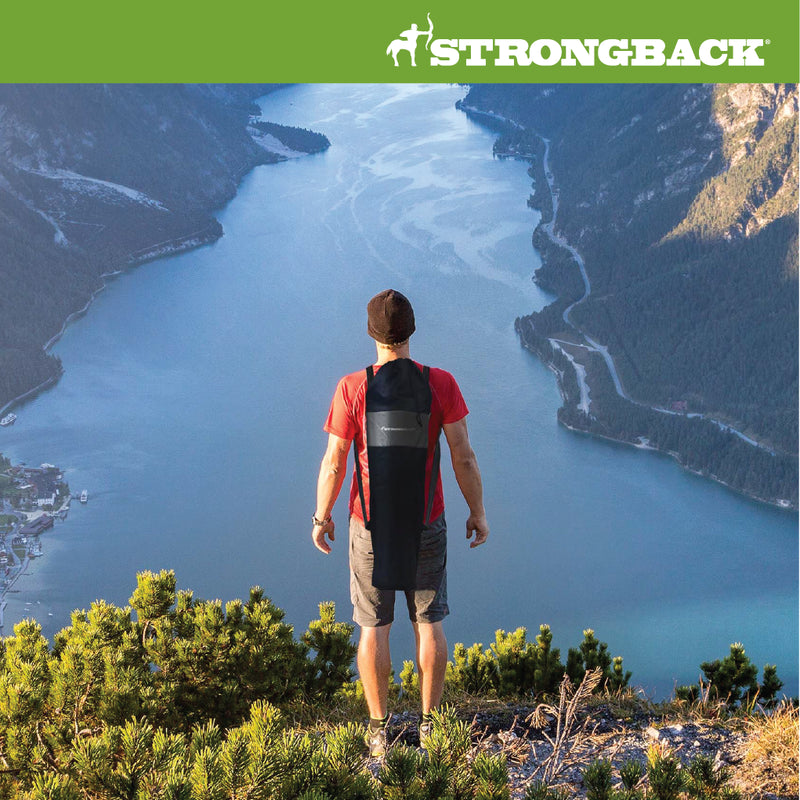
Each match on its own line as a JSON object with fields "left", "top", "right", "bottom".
{"left": 312, "top": 514, "right": 332, "bottom": 527}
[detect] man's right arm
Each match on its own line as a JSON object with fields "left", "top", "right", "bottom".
{"left": 443, "top": 417, "right": 489, "bottom": 548}
{"left": 312, "top": 432, "right": 351, "bottom": 554}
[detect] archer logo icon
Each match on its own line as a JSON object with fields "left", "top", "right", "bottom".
{"left": 386, "top": 12, "right": 434, "bottom": 67}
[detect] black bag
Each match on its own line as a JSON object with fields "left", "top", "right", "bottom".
{"left": 354, "top": 359, "right": 440, "bottom": 590}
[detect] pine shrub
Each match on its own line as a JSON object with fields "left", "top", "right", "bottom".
{"left": 583, "top": 759, "right": 614, "bottom": 800}
{"left": 646, "top": 745, "right": 684, "bottom": 800}
{"left": 676, "top": 643, "right": 784, "bottom": 709}
{"left": 302, "top": 601, "right": 358, "bottom": 702}
{"left": 471, "top": 751, "right": 510, "bottom": 800}
{"left": 619, "top": 759, "right": 646, "bottom": 796}
{"left": 524, "top": 780, "right": 571, "bottom": 800}
{"left": 566, "top": 629, "right": 631, "bottom": 692}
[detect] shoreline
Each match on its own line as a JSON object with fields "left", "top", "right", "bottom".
{"left": 45, "top": 221, "right": 222, "bottom": 354}
{"left": 558, "top": 416, "right": 791, "bottom": 512}
{"left": 0, "top": 223, "right": 222, "bottom": 420}
{"left": 521, "top": 326, "right": 795, "bottom": 513}
{"left": 533, "top": 130, "right": 779, "bottom": 456}
{"left": 0, "top": 375, "right": 61, "bottom": 419}
{"left": 0, "top": 226, "right": 226, "bottom": 627}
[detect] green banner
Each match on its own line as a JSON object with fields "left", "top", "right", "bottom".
{"left": 0, "top": 0, "right": 797, "bottom": 82}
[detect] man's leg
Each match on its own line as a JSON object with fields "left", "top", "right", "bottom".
{"left": 409, "top": 514, "right": 449, "bottom": 716}
{"left": 358, "top": 623, "right": 392, "bottom": 720}
{"left": 350, "top": 513, "right": 395, "bottom": 722}
{"left": 413, "top": 620, "right": 447, "bottom": 713}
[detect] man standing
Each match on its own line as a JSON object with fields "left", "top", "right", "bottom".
{"left": 312, "top": 289, "right": 489, "bottom": 757}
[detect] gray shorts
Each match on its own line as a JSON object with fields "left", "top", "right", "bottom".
{"left": 349, "top": 513, "right": 449, "bottom": 627}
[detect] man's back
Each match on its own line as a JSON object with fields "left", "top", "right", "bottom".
{"left": 324, "top": 360, "right": 468, "bottom": 527}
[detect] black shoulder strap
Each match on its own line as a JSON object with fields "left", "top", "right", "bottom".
{"left": 354, "top": 366, "right": 373, "bottom": 528}
{"left": 426, "top": 439, "right": 441, "bottom": 525}
{"left": 422, "top": 365, "right": 441, "bottom": 525}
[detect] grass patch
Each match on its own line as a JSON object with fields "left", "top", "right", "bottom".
{"left": 735, "top": 702, "right": 798, "bottom": 798}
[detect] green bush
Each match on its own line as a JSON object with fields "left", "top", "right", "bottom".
{"left": 685, "top": 754, "right": 738, "bottom": 800}
{"left": 583, "top": 759, "right": 614, "bottom": 800}
{"left": 566, "top": 629, "right": 631, "bottom": 692}
{"left": 676, "top": 643, "right": 783, "bottom": 708}
{"left": 646, "top": 747, "right": 685, "bottom": 800}
{"left": 55, "top": 702, "right": 374, "bottom": 800}
{"left": 402, "top": 625, "right": 626, "bottom": 701}
{"left": 376, "top": 706, "right": 508, "bottom": 800}
{"left": 620, "top": 759, "right": 646, "bottom": 798}
{"left": 524, "top": 781, "right": 572, "bottom": 800}
{"left": 302, "top": 601, "right": 358, "bottom": 702}
{"left": 0, "top": 571, "right": 359, "bottom": 792}
{"left": 580, "top": 752, "right": 742, "bottom": 800}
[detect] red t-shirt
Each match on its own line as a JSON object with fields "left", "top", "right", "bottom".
{"left": 324, "top": 361, "right": 468, "bottom": 524}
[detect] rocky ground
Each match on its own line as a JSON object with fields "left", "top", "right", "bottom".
{"left": 366, "top": 700, "right": 792, "bottom": 800}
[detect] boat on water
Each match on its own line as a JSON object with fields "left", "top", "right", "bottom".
{"left": 80, "top": 490, "right": 88, "bottom": 503}
{"left": 0, "top": 413, "right": 16, "bottom": 427}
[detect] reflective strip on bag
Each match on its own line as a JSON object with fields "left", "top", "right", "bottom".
{"left": 366, "top": 410, "right": 430, "bottom": 448}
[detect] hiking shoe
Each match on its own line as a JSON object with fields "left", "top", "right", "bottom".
{"left": 365, "top": 725, "right": 388, "bottom": 758}
{"left": 419, "top": 720, "right": 433, "bottom": 751}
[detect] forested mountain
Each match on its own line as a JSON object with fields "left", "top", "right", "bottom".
{"left": 0, "top": 84, "right": 328, "bottom": 412}
{"left": 461, "top": 84, "right": 798, "bottom": 507}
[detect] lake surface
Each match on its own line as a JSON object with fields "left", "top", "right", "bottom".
{"left": 2, "top": 84, "right": 796, "bottom": 698}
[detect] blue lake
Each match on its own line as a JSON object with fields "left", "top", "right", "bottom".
{"left": 2, "top": 84, "right": 796, "bottom": 698}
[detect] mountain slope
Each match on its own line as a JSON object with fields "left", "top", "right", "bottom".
{"left": 461, "top": 83, "right": 798, "bottom": 506}
{"left": 0, "top": 84, "right": 325, "bottom": 412}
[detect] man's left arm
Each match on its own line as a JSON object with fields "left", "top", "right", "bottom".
{"left": 312, "top": 432, "right": 351, "bottom": 554}
{"left": 443, "top": 417, "right": 489, "bottom": 548}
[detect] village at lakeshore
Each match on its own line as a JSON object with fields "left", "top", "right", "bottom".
{"left": 0, "top": 456, "right": 79, "bottom": 628}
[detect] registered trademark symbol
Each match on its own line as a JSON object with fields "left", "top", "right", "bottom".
{"left": 765, "top": 39, "right": 771, "bottom": 45}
